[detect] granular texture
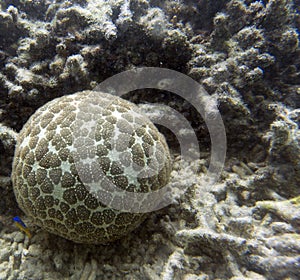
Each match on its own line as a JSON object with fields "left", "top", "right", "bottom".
{"left": 12, "top": 90, "right": 172, "bottom": 244}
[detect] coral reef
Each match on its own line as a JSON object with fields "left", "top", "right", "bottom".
{"left": 0, "top": 0, "right": 193, "bottom": 131}
{"left": 0, "top": 0, "right": 299, "bottom": 279}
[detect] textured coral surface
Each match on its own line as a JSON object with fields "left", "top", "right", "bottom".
{"left": 0, "top": 0, "right": 299, "bottom": 279}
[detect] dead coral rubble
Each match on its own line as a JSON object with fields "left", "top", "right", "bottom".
{"left": 0, "top": 0, "right": 299, "bottom": 279}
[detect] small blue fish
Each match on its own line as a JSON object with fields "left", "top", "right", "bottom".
{"left": 13, "top": 216, "right": 32, "bottom": 238}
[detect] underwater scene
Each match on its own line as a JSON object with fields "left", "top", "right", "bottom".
{"left": 0, "top": 0, "right": 299, "bottom": 279}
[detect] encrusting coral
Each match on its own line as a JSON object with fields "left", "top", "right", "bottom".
{"left": 12, "top": 90, "right": 172, "bottom": 244}
{"left": 0, "top": 0, "right": 299, "bottom": 279}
